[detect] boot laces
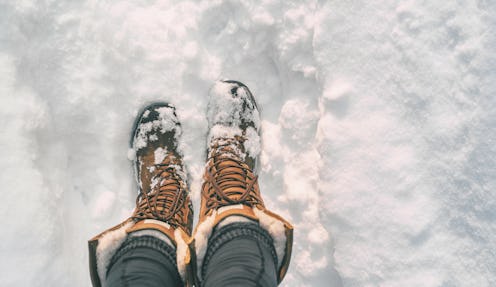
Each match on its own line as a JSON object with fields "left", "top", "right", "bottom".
{"left": 133, "top": 155, "right": 188, "bottom": 228}
{"left": 202, "top": 136, "right": 262, "bottom": 215}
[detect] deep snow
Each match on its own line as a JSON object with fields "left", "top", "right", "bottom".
{"left": 1, "top": 0, "right": 495, "bottom": 286}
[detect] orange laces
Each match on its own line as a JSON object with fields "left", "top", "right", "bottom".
{"left": 133, "top": 157, "right": 188, "bottom": 228}
{"left": 202, "top": 137, "right": 262, "bottom": 215}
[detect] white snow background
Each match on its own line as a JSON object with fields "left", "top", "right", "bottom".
{"left": 1, "top": 0, "right": 495, "bottom": 286}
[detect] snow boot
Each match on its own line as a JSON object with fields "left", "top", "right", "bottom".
{"left": 189, "top": 80, "right": 294, "bottom": 285}
{"left": 88, "top": 103, "right": 194, "bottom": 287}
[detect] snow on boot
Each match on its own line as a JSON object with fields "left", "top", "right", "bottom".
{"left": 190, "top": 80, "right": 294, "bottom": 284}
{"left": 88, "top": 103, "right": 194, "bottom": 287}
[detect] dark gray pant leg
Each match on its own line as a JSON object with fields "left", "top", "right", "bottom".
{"left": 202, "top": 222, "right": 278, "bottom": 287}
{"left": 106, "top": 235, "right": 182, "bottom": 287}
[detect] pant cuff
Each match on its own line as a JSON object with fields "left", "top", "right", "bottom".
{"left": 201, "top": 222, "right": 278, "bottom": 279}
{"left": 107, "top": 235, "right": 177, "bottom": 276}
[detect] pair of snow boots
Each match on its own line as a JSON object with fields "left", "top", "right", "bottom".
{"left": 88, "top": 80, "right": 293, "bottom": 286}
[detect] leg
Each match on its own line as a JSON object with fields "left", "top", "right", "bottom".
{"left": 202, "top": 222, "right": 278, "bottom": 287}
{"left": 106, "top": 235, "right": 182, "bottom": 287}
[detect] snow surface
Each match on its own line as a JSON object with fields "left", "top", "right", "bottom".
{"left": 1, "top": 0, "right": 495, "bottom": 286}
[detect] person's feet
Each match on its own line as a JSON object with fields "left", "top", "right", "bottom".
{"left": 192, "top": 80, "right": 293, "bottom": 285}
{"left": 206, "top": 80, "right": 261, "bottom": 169}
{"left": 130, "top": 103, "right": 193, "bottom": 234}
{"left": 89, "top": 85, "right": 292, "bottom": 287}
{"left": 200, "top": 80, "right": 265, "bottom": 219}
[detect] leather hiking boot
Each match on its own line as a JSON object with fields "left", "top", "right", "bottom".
{"left": 201, "top": 79, "right": 263, "bottom": 216}
{"left": 130, "top": 103, "right": 193, "bottom": 234}
{"left": 88, "top": 103, "right": 193, "bottom": 287}
{"left": 190, "top": 80, "right": 294, "bottom": 285}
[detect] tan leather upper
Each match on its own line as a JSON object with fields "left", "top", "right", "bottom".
{"left": 199, "top": 139, "right": 264, "bottom": 223}
{"left": 133, "top": 150, "right": 193, "bottom": 235}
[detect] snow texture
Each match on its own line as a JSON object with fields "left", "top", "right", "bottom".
{"left": 207, "top": 80, "right": 261, "bottom": 162}
{"left": 154, "top": 147, "right": 168, "bottom": 164}
{"left": 1, "top": 0, "right": 495, "bottom": 286}
{"left": 132, "top": 106, "right": 180, "bottom": 151}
